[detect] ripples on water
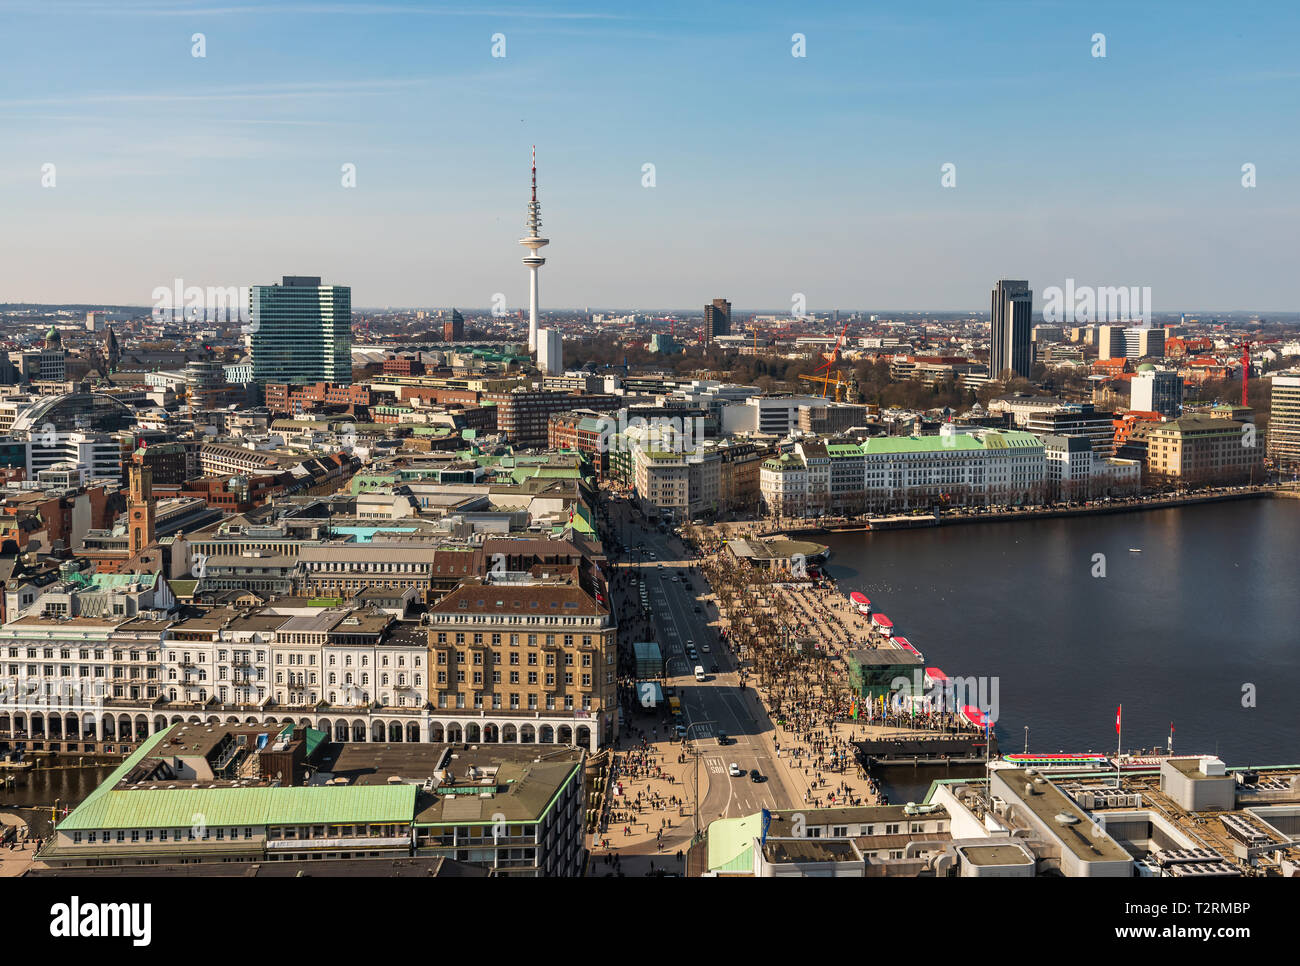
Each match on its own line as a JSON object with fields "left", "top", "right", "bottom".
{"left": 823, "top": 500, "right": 1300, "bottom": 766}
{"left": 1, "top": 765, "right": 116, "bottom": 838}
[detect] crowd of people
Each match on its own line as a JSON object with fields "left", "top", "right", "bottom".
{"left": 583, "top": 487, "right": 983, "bottom": 872}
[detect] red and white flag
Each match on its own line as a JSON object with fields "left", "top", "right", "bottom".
{"left": 1115, "top": 705, "right": 1122, "bottom": 735}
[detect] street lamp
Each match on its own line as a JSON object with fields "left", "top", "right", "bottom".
{"left": 682, "top": 719, "right": 716, "bottom": 839}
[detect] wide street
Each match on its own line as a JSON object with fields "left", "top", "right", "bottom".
{"left": 610, "top": 497, "right": 803, "bottom": 824}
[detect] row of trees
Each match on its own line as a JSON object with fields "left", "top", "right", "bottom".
{"left": 700, "top": 555, "right": 848, "bottom": 715}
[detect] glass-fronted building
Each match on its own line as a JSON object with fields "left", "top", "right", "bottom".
{"left": 249, "top": 276, "right": 351, "bottom": 386}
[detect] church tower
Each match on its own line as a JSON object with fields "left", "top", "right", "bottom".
{"left": 128, "top": 463, "right": 155, "bottom": 554}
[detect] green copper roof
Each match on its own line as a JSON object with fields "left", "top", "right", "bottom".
{"left": 706, "top": 812, "right": 763, "bottom": 873}
{"left": 860, "top": 430, "right": 1041, "bottom": 454}
{"left": 58, "top": 730, "right": 417, "bottom": 832}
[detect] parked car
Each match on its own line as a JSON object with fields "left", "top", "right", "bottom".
{"left": 728, "top": 762, "right": 742, "bottom": 777}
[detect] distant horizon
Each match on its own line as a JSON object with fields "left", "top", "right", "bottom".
{"left": 3, "top": 302, "right": 1299, "bottom": 321}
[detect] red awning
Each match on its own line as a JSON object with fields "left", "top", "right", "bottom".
{"left": 962, "top": 706, "right": 988, "bottom": 728}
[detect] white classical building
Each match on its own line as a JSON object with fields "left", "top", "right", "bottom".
{"left": 0, "top": 599, "right": 600, "bottom": 756}
{"left": 760, "top": 426, "right": 1050, "bottom": 514}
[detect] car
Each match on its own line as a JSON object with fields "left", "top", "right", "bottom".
{"left": 711, "top": 663, "right": 719, "bottom": 673}
{"left": 717, "top": 731, "right": 729, "bottom": 744}
{"left": 674, "top": 724, "right": 688, "bottom": 738}
{"left": 671, "top": 576, "right": 679, "bottom": 582}
{"left": 701, "top": 643, "right": 710, "bottom": 653}
{"left": 694, "top": 666, "right": 706, "bottom": 681}
{"left": 749, "top": 769, "right": 763, "bottom": 783}
{"left": 693, "top": 606, "right": 702, "bottom": 613}
{"left": 728, "top": 762, "right": 742, "bottom": 777}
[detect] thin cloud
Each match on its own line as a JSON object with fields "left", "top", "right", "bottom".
{"left": 0, "top": 76, "right": 451, "bottom": 108}
{"left": 2, "top": 1, "right": 639, "bottom": 19}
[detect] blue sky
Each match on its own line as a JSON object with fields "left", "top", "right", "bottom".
{"left": 2, "top": 0, "right": 1298, "bottom": 311}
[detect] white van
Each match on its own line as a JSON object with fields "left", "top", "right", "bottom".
{"left": 694, "top": 666, "right": 706, "bottom": 681}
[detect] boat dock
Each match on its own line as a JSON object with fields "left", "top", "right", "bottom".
{"left": 855, "top": 734, "right": 998, "bottom": 766}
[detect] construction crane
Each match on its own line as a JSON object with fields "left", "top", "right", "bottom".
{"left": 803, "top": 322, "right": 851, "bottom": 398}
{"left": 1240, "top": 340, "right": 1250, "bottom": 407}
{"left": 799, "top": 370, "right": 851, "bottom": 401}
{"left": 1238, "top": 338, "right": 1281, "bottom": 407}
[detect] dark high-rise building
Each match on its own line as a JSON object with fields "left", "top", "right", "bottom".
{"left": 990, "top": 279, "right": 1033, "bottom": 379}
{"left": 443, "top": 308, "right": 464, "bottom": 342}
{"left": 249, "top": 276, "right": 351, "bottom": 386}
{"left": 705, "top": 298, "right": 731, "bottom": 343}
{"left": 104, "top": 325, "right": 120, "bottom": 372}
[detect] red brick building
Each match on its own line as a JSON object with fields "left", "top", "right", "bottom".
{"left": 383, "top": 355, "right": 426, "bottom": 377}
{"left": 264, "top": 382, "right": 371, "bottom": 415}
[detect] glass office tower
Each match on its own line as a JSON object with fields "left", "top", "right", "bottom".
{"left": 249, "top": 276, "right": 352, "bottom": 385}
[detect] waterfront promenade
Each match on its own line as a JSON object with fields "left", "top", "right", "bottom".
{"left": 755, "top": 482, "right": 1294, "bottom": 538}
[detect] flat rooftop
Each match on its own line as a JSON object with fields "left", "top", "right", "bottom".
{"left": 762, "top": 838, "right": 860, "bottom": 864}
{"left": 319, "top": 742, "right": 584, "bottom": 825}
{"left": 766, "top": 804, "right": 946, "bottom": 830}
{"left": 958, "top": 844, "right": 1034, "bottom": 867}
{"left": 994, "top": 769, "right": 1132, "bottom": 864}
{"left": 849, "top": 647, "right": 923, "bottom": 668}
{"left": 1166, "top": 756, "right": 1230, "bottom": 781}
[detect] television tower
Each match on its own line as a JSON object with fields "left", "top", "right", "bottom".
{"left": 519, "top": 146, "right": 549, "bottom": 353}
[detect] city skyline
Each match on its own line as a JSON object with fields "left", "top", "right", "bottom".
{"left": 1, "top": 0, "right": 1298, "bottom": 310}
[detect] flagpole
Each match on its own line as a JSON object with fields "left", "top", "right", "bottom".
{"left": 1116, "top": 704, "right": 1122, "bottom": 788}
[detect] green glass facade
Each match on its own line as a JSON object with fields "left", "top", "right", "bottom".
{"left": 249, "top": 275, "right": 351, "bottom": 386}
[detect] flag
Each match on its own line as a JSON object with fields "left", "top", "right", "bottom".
{"left": 1115, "top": 705, "right": 1122, "bottom": 735}
{"left": 760, "top": 808, "right": 772, "bottom": 846}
